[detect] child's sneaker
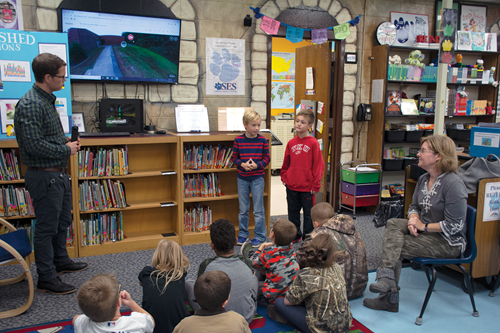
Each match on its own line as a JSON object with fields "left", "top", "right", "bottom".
{"left": 237, "top": 236, "right": 247, "bottom": 245}
{"left": 250, "top": 238, "right": 263, "bottom": 247}
{"left": 240, "top": 239, "right": 254, "bottom": 258}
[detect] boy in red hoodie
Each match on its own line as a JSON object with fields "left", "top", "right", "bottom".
{"left": 281, "top": 109, "right": 324, "bottom": 242}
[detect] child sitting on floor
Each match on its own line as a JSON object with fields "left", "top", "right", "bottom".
{"left": 271, "top": 234, "right": 352, "bottom": 333}
{"left": 139, "top": 240, "right": 190, "bottom": 333}
{"left": 73, "top": 273, "right": 154, "bottom": 333}
{"left": 246, "top": 218, "right": 299, "bottom": 309}
{"left": 173, "top": 270, "right": 251, "bottom": 333}
{"left": 296, "top": 202, "right": 368, "bottom": 299}
{"left": 185, "top": 218, "right": 258, "bottom": 323}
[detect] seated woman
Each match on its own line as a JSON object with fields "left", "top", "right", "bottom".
{"left": 364, "top": 135, "right": 467, "bottom": 312}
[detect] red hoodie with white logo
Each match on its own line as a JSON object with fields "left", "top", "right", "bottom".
{"left": 281, "top": 135, "right": 324, "bottom": 193}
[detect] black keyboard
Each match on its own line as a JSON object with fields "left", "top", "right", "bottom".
{"left": 79, "top": 132, "right": 131, "bottom": 137}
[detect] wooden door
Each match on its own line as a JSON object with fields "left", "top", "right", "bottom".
{"left": 295, "top": 43, "right": 332, "bottom": 202}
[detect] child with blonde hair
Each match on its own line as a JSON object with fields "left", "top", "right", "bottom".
{"left": 139, "top": 240, "right": 190, "bottom": 333}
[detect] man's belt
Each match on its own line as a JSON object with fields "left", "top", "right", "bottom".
{"left": 28, "top": 167, "right": 66, "bottom": 172}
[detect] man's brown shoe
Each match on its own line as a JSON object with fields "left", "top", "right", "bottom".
{"left": 56, "top": 260, "right": 88, "bottom": 275}
{"left": 37, "top": 276, "right": 76, "bottom": 294}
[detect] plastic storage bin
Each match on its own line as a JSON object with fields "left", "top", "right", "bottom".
{"left": 402, "top": 157, "right": 418, "bottom": 169}
{"left": 341, "top": 193, "right": 379, "bottom": 207}
{"left": 404, "top": 130, "right": 424, "bottom": 142}
{"left": 385, "top": 130, "right": 405, "bottom": 142}
{"left": 383, "top": 158, "right": 404, "bottom": 171}
{"left": 341, "top": 169, "right": 380, "bottom": 183}
{"left": 341, "top": 181, "right": 379, "bottom": 196}
{"left": 448, "top": 128, "right": 471, "bottom": 141}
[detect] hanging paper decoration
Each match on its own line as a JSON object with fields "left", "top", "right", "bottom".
{"left": 286, "top": 26, "right": 304, "bottom": 43}
{"left": 261, "top": 16, "right": 280, "bottom": 35}
{"left": 249, "top": 7, "right": 361, "bottom": 44}
{"left": 334, "top": 23, "right": 350, "bottom": 40}
{"left": 311, "top": 28, "right": 328, "bottom": 44}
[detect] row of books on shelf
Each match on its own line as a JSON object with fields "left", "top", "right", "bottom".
{"left": 388, "top": 65, "right": 438, "bottom": 82}
{"left": 184, "top": 204, "right": 212, "bottom": 232}
{"left": 0, "top": 220, "right": 75, "bottom": 249}
{"left": 0, "top": 149, "right": 20, "bottom": 181}
{"left": 0, "top": 186, "right": 34, "bottom": 217}
{"left": 78, "top": 147, "right": 129, "bottom": 178}
{"left": 80, "top": 212, "right": 124, "bottom": 246}
{"left": 78, "top": 179, "right": 127, "bottom": 212}
{"left": 183, "top": 173, "right": 222, "bottom": 198}
{"left": 446, "top": 67, "right": 492, "bottom": 85}
{"left": 183, "top": 145, "right": 234, "bottom": 170}
{"left": 445, "top": 89, "right": 492, "bottom": 116}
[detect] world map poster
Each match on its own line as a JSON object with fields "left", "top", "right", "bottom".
{"left": 272, "top": 52, "right": 295, "bottom": 80}
{"left": 271, "top": 81, "right": 295, "bottom": 109}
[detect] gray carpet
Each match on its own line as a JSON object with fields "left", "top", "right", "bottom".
{"left": 0, "top": 211, "right": 382, "bottom": 332}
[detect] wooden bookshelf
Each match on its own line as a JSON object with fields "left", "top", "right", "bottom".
{"left": 178, "top": 132, "right": 272, "bottom": 246}
{"left": 0, "top": 132, "right": 272, "bottom": 257}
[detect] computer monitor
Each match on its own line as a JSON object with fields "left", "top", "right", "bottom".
{"left": 99, "top": 99, "right": 143, "bottom": 133}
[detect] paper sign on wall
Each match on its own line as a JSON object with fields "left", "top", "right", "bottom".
{"left": 260, "top": 16, "right": 280, "bottom": 35}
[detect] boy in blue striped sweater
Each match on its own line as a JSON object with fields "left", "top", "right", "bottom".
{"left": 232, "top": 110, "right": 270, "bottom": 247}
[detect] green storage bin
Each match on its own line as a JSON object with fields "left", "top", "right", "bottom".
{"left": 341, "top": 169, "right": 380, "bottom": 184}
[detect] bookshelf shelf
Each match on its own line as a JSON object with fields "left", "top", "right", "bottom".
{"left": 3, "top": 215, "right": 36, "bottom": 220}
{"left": 183, "top": 168, "right": 236, "bottom": 174}
{"left": 0, "top": 179, "right": 25, "bottom": 184}
{"left": 78, "top": 170, "right": 177, "bottom": 180}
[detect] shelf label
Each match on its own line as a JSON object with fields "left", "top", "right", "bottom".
{"left": 160, "top": 202, "right": 175, "bottom": 207}
{"left": 162, "top": 171, "right": 176, "bottom": 175}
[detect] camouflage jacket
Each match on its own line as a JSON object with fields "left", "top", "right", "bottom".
{"left": 285, "top": 264, "right": 352, "bottom": 333}
{"left": 251, "top": 243, "right": 299, "bottom": 303}
{"left": 296, "top": 214, "right": 368, "bottom": 300}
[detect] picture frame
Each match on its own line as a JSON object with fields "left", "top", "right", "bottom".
{"left": 390, "top": 12, "right": 429, "bottom": 47}
{"left": 435, "top": 0, "right": 460, "bottom": 35}
{"left": 345, "top": 53, "right": 357, "bottom": 64}
{"left": 71, "top": 112, "right": 86, "bottom": 133}
{"left": 460, "top": 4, "right": 486, "bottom": 33}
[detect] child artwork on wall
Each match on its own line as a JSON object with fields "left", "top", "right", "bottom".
{"left": 485, "top": 33, "right": 497, "bottom": 52}
{"left": 390, "top": 12, "right": 429, "bottom": 47}
{"left": 457, "top": 31, "right": 472, "bottom": 51}
{"left": 471, "top": 32, "right": 485, "bottom": 51}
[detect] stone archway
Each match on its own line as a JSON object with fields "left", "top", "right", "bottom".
{"left": 34, "top": 0, "right": 200, "bottom": 107}
{"left": 250, "top": 0, "right": 358, "bottom": 162}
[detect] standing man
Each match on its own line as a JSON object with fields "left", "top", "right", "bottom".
{"left": 14, "top": 53, "right": 87, "bottom": 295}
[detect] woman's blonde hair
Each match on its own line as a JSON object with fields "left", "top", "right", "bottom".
{"left": 151, "top": 240, "right": 190, "bottom": 294}
{"left": 420, "top": 135, "right": 458, "bottom": 173}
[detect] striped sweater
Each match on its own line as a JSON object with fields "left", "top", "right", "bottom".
{"left": 232, "top": 134, "right": 270, "bottom": 180}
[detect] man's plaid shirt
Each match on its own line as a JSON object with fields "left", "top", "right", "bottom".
{"left": 14, "top": 84, "right": 71, "bottom": 168}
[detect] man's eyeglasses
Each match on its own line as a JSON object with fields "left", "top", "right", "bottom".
{"left": 418, "top": 148, "right": 435, "bottom": 154}
{"left": 51, "top": 75, "right": 66, "bottom": 79}
{"left": 116, "top": 283, "right": 121, "bottom": 293}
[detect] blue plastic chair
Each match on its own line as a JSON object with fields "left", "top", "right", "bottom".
{"left": 0, "top": 218, "right": 34, "bottom": 319}
{"left": 409, "top": 205, "right": 478, "bottom": 325}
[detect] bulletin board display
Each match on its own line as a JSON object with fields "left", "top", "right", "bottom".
{"left": 0, "top": 28, "right": 72, "bottom": 139}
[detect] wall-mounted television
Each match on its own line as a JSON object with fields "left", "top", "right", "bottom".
{"left": 61, "top": 9, "right": 180, "bottom": 84}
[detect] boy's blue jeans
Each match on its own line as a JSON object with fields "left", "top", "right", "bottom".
{"left": 237, "top": 177, "right": 266, "bottom": 241}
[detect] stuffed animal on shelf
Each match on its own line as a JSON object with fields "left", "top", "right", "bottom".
{"left": 476, "top": 59, "right": 484, "bottom": 70}
{"left": 455, "top": 54, "right": 463, "bottom": 67}
{"left": 389, "top": 55, "right": 402, "bottom": 65}
{"left": 405, "top": 50, "right": 425, "bottom": 68}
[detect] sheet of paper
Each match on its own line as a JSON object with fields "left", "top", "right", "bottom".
{"left": 311, "top": 28, "right": 328, "bottom": 44}
{"left": 38, "top": 43, "right": 69, "bottom": 77}
{"left": 225, "top": 108, "right": 245, "bottom": 131}
{"left": 60, "top": 115, "right": 69, "bottom": 133}
{"left": 473, "top": 131, "right": 500, "bottom": 148}
{"left": 316, "top": 119, "right": 324, "bottom": 133}
{"left": 260, "top": 16, "right": 280, "bottom": 35}
{"left": 55, "top": 98, "right": 67, "bottom": 116}
{"left": 306, "top": 67, "right": 314, "bottom": 90}
{"left": 317, "top": 101, "right": 324, "bottom": 114}
{"left": 334, "top": 23, "right": 350, "bottom": 40}
{"left": 317, "top": 138, "right": 323, "bottom": 151}
{"left": 483, "top": 182, "right": 500, "bottom": 221}
{"left": 0, "top": 60, "right": 32, "bottom": 82}
{"left": 371, "top": 79, "right": 384, "bottom": 103}
{"left": 0, "top": 99, "right": 18, "bottom": 133}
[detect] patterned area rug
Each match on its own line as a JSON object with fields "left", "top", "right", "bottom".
{"left": 4, "top": 309, "right": 373, "bottom": 333}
